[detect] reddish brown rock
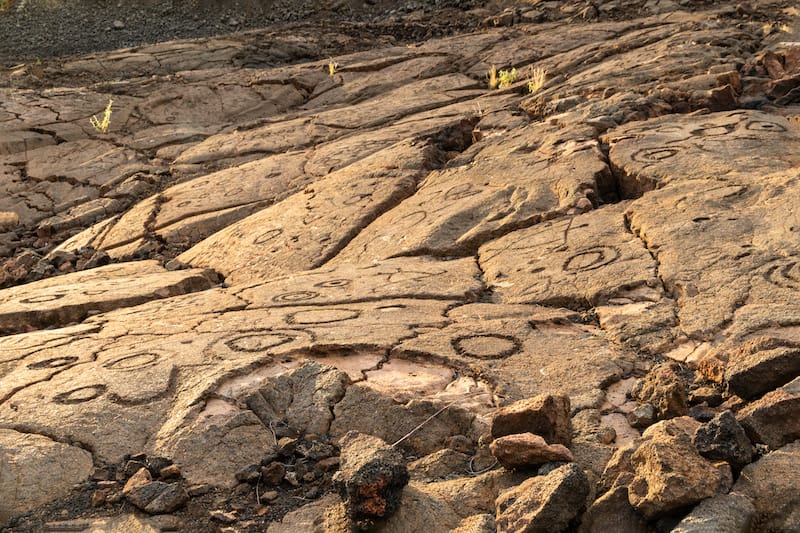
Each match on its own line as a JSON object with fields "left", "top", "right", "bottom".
{"left": 630, "top": 362, "right": 689, "bottom": 420}
{"left": 491, "top": 394, "right": 572, "bottom": 445}
{"left": 490, "top": 433, "right": 573, "bottom": 469}
{"left": 334, "top": 431, "right": 409, "bottom": 526}
{"left": 628, "top": 429, "right": 723, "bottom": 519}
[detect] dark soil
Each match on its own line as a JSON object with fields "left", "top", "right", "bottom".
{"left": 0, "top": 0, "right": 489, "bottom": 66}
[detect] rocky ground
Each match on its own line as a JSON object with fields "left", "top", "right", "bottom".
{"left": 1, "top": 0, "right": 800, "bottom": 532}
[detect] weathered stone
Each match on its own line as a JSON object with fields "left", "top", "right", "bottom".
{"left": 408, "top": 449, "right": 471, "bottom": 480}
{"left": 122, "top": 467, "right": 153, "bottom": 495}
{"left": 628, "top": 426, "right": 724, "bottom": 519}
{"left": 671, "top": 492, "right": 755, "bottom": 533}
{"left": 724, "top": 336, "right": 800, "bottom": 400}
{"left": 0, "top": 429, "right": 93, "bottom": 525}
{"left": 177, "top": 140, "right": 436, "bottom": 285}
{"left": 261, "top": 462, "right": 286, "bottom": 486}
{"left": 451, "top": 514, "right": 496, "bottom": 533}
{"left": 395, "top": 304, "right": 633, "bottom": 402}
{"left": 572, "top": 409, "right": 616, "bottom": 444}
{"left": 419, "top": 469, "right": 529, "bottom": 519}
{"left": 732, "top": 441, "right": 800, "bottom": 532}
{"left": 490, "top": 433, "right": 573, "bottom": 468}
{"left": 692, "top": 410, "right": 755, "bottom": 470}
{"left": 631, "top": 362, "right": 689, "bottom": 420}
{"left": 578, "top": 485, "right": 651, "bottom": 533}
{"left": 245, "top": 361, "right": 350, "bottom": 436}
{"left": 338, "top": 121, "right": 610, "bottom": 263}
{"left": 495, "top": 463, "right": 589, "bottom": 533}
{"left": 604, "top": 110, "right": 800, "bottom": 196}
{"left": 124, "top": 480, "right": 188, "bottom": 514}
{"left": 491, "top": 394, "right": 572, "bottom": 445}
{"left": 480, "top": 204, "right": 659, "bottom": 308}
{"left": 0, "top": 260, "right": 215, "bottom": 334}
{"left": 627, "top": 404, "right": 657, "bottom": 429}
{"left": 330, "top": 384, "right": 474, "bottom": 455}
{"left": 334, "top": 431, "right": 409, "bottom": 525}
{"left": 737, "top": 376, "right": 800, "bottom": 450}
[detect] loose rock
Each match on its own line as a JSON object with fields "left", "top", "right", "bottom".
{"left": 496, "top": 463, "right": 589, "bottom": 533}
{"left": 490, "top": 433, "right": 573, "bottom": 469}
{"left": 692, "top": 410, "right": 755, "bottom": 470}
{"left": 491, "top": 394, "right": 572, "bottom": 445}
{"left": 630, "top": 362, "right": 689, "bottom": 420}
{"left": 334, "top": 431, "right": 409, "bottom": 526}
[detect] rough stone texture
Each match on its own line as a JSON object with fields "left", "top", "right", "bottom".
{"left": 125, "top": 480, "right": 188, "bottom": 514}
{"left": 395, "top": 305, "right": 634, "bottom": 402}
{"left": 330, "top": 384, "right": 476, "bottom": 456}
{"left": 480, "top": 204, "right": 660, "bottom": 308}
{"left": 2, "top": 2, "right": 800, "bottom": 529}
{"left": 628, "top": 425, "right": 724, "bottom": 519}
{"left": 491, "top": 394, "right": 572, "bottom": 445}
{"left": 578, "top": 484, "right": 651, "bottom": 533}
{"left": 723, "top": 336, "right": 800, "bottom": 400}
{"left": 631, "top": 362, "right": 689, "bottom": 420}
{"left": 0, "top": 429, "right": 93, "bottom": 524}
{"left": 732, "top": 441, "right": 800, "bottom": 533}
{"left": 337, "top": 121, "right": 610, "bottom": 262}
{"left": 671, "top": 492, "right": 755, "bottom": 533}
{"left": 335, "top": 431, "right": 410, "bottom": 525}
{"left": 495, "top": 463, "right": 589, "bottom": 533}
{"left": 0, "top": 261, "right": 215, "bottom": 333}
{"left": 451, "top": 514, "right": 496, "bottom": 533}
{"left": 737, "top": 376, "right": 800, "bottom": 450}
{"left": 244, "top": 361, "right": 350, "bottom": 436}
{"left": 692, "top": 410, "right": 755, "bottom": 470}
{"left": 490, "top": 433, "right": 573, "bottom": 468}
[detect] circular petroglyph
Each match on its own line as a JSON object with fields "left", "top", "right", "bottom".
{"left": 632, "top": 147, "right": 680, "bottom": 163}
{"left": 444, "top": 183, "right": 482, "bottom": 201}
{"left": 53, "top": 384, "right": 107, "bottom": 405}
{"left": 563, "top": 246, "right": 620, "bottom": 272}
{"left": 219, "top": 329, "right": 313, "bottom": 354}
{"left": 452, "top": 334, "right": 522, "bottom": 360}
{"left": 253, "top": 228, "right": 283, "bottom": 245}
{"left": 745, "top": 120, "right": 787, "bottom": 133}
{"left": 102, "top": 352, "right": 162, "bottom": 371}
{"left": 690, "top": 124, "right": 735, "bottom": 137}
{"left": 19, "top": 293, "right": 66, "bottom": 304}
{"left": 396, "top": 210, "right": 427, "bottom": 226}
{"left": 27, "top": 356, "right": 79, "bottom": 370}
{"left": 764, "top": 259, "right": 800, "bottom": 290}
{"left": 313, "top": 278, "right": 351, "bottom": 289}
{"left": 286, "top": 308, "right": 361, "bottom": 325}
{"left": 272, "top": 291, "right": 320, "bottom": 303}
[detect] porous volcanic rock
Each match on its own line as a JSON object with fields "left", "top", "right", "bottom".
{"left": 334, "top": 431, "right": 410, "bottom": 526}
{"left": 495, "top": 463, "right": 589, "bottom": 533}
{"left": 490, "top": 394, "right": 572, "bottom": 445}
{"left": 490, "top": 432, "right": 574, "bottom": 468}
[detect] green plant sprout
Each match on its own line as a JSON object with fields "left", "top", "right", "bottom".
{"left": 497, "top": 68, "right": 517, "bottom": 89}
{"left": 327, "top": 60, "right": 338, "bottom": 77}
{"left": 488, "top": 65, "right": 498, "bottom": 89}
{"left": 527, "top": 66, "right": 547, "bottom": 94}
{"left": 90, "top": 99, "right": 113, "bottom": 133}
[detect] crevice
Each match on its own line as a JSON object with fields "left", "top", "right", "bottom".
{"left": 0, "top": 423, "right": 97, "bottom": 457}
